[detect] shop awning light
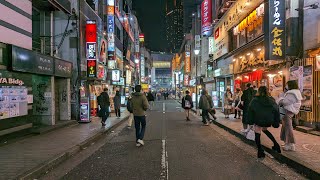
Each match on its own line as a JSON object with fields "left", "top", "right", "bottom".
{"left": 256, "top": 48, "right": 262, "bottom": 51}
{"left": 247, "top": 53, "right": 251, "bottom": 56}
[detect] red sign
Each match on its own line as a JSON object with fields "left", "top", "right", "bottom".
{"left": 214, "top": 27, "right": 219, "bottom": 39}
{"left": 87, "top": 60, "right": 96, "bottom": 78}
{"left": 86, "top": 21, "right": 96, "bottom": 43}
{"left": 201, "top": 0, "right": 212, "bottom": 36}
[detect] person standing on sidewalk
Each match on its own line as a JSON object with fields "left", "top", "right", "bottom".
{"left": 97, "top": 88, "right": 110, "bottom": 127}
{"left": 241, "top": 83, "right": 255, "bottom": 133}
{"left": 147, "top": 90, "right": 155, "bottom": 110}
{"left": 278, "top": 80, "right": 302, "bottom": 151}
{"left": 114, "top": 90, "right": 121, "bottom": 119}
{"left": 248, "top": 86, "right": 281, "bottom": 158}
{"left": 234, "top": 88, "right": 243, "bottom": 119}
{"left": 223, "top": 88, "right": 233, "bottom": 118}
{"left": 182, "top": 90, "right": 193, "bottom": 121}
{"left": 199, "top": 89, "right": 213, "bottom": 126}
{"left": 131, "top": 85, "right": 149, "bottom": 147}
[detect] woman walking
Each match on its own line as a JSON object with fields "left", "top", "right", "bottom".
{"left": 114, "top": 91, "right": 121, "bottom": 118}
{"left": 248, "top": 86, "right": 281, "bottom": 158}
{"left": 234, "top": 88, "right": 242, "bottom": 119}
{"left": 147, "top": 90, "right": 155, "bottom": 110}
{"left": 223, "top": 88, "right": 233, "bottom": 118}
{"left": 182, "top": 90, "right": 193, "bottom": 121}
{"left": 278, "top": 80, "right": 302, "bottom": 151}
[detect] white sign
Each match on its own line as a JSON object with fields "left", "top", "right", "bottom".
{"left": 107, "top": 0, "right": 114, "bottom": 6}
{"left": 112, "top": 69, "right": 120, "bottom": 82}
{"left": 108, "top": 60, "right": 116, "bottom": 69}
{"left": 208, "top": 37, "right": 214, "bottom": 55}
{"left": 141, "top": 56, "right": 145, "bottom": 80}
{"left": 126, "top": 70, "right": 132, "bottom": 85}
{"left": 195, "top": 35, "right": 201, "bottom": 49}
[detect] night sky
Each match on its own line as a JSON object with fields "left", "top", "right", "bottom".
{"left": 133, "top": 0, "right": 166, "bottom": 52}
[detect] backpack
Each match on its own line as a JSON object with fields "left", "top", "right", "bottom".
{"left": 184, "top": 96, "right": 191, "bottom": 108}
{"left": 127, "top": 98, "right": 133, "bottom": 113}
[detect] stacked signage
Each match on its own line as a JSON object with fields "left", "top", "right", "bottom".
{"left": 141, "top": 55, "right": 145, "bottom": 82}
{"left": 86, "top": 20, "right": 97, "bottom": 78}
{"left": 107, "top": 0, "right": 116, "bottom": 69}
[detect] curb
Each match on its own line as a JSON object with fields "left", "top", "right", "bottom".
{"left": 176, "top": 100, "right": 319, "bottom": 179}
{"left": 18, "top": 115, "right": 130, "bottom": 180}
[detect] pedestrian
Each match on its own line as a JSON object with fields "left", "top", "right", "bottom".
{"left": 234, "top": 88, "right": 243, "bottom": 119}
{"left": 248, "top": 86, "right": 281, "bottom": 158}
{"left": 182, "top": 90, "right": 193, "bottom": 121}
{"left": 126, "top": 95, "right": 133, "bottom": 129}
{"left": 97, "top": 88, "right": 110, "bottom": 127}
{"left": 131, "top": 85, "right": 149, "bottom": 147}
{"left": 147, "top": 90, "right": 155, "bottom": 110}
{"left": 278, "top": 80, "right": 302, "bottom": 151}
{"left": 114, "top": 90, "right": 121, "bottom": 118}
{"left": 241, "top": 83, "right": 255, "bottom": 133}
{"left": 223, "top": 88, "right": 233, "bottom": 118}
{"left": 199, "top": 89, "right": 213, "bottom": 126}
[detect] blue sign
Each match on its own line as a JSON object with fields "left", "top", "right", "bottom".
{"left": 107, "top": 16, "right": 114, "bottom": 33}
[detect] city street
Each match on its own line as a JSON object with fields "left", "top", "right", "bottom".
{"left": 42, "top": 100, "right": 304, "bottom": 180}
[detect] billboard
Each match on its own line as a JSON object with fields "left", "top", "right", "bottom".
{"left": 201, "top": 0, "right": 212, "bottom": 36}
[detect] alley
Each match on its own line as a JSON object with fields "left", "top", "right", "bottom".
{"left": 42, "top": 100, "right": 303, "bottom": 180}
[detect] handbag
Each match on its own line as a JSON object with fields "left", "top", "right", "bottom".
{"left": 246, "top": 128, "right": 255, "bottom": 141}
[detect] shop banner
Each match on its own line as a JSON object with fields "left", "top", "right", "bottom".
{"left": 201, "top": 0, "right": 212, "bottom": 36}
{"left": 301, "top": 65, "right": 312, "bottom": 112}
{"left": 208, "top": 37, "right": 214, "bottom": 54}
{"left": 184, "top": 52, "right": 191, "bottom": 73}
{"left": 268, "top": 74, "right": 283, "bottom": 102}
{"left": 289, "top": 66, "right": 303, "bottom": 92}
{"left": 86, "top": 20, "right": 97, "bottom": 43}
{"left": 264, "top": 0, "right": 286, "bottom": 60}
{"left": 141, "top": 55, "right": 145, "bottom": 81}
{"left": 55, "top": 58, "right": 72, "bottom": 78}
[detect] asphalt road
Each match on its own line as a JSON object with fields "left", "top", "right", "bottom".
{"left": 42, "top": 100, "right": 304, "bottom": 180}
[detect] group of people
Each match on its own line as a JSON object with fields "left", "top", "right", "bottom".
{"left": 181, "top": 80, "right": 302, "bottom": 159}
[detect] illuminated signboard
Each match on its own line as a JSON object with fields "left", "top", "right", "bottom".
{"left": 107, "top": 16, "right": 114, "bottom": 33}
{"left": 87, "top": 60, "right": 96, "bottom": 78}
{"left": 112, "top": 69, "right": 120, "bottom": 82}
{"left": 141, "top": 55, "right": 145, "bottom": 81}
{"left": 208, "top": 37, "right": 214, "bottom": 55}
{"left": 184, "top": 52, "right": 191, "bottom": 73}
{"left": 97, "top": 64, "right": 106, "bottom": 80}
{"left": 184, "top": 75, "right": 189, "bottom": 86}
{"left": 201, "top": 0, "right": 212, "bottom": 36}
{"left": 86, "top": 20, "right": 97, "bottom": 78}
{"left": 265, "top": 0, "right": 285, "bottom": 60}
{"left": 139, "top": 34, "right": 145, "bottom": 42}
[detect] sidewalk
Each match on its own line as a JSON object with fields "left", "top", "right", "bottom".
{"left": 177, "top": 100, "right": 320, "bottom": 179}
{"left": 0, "top": 109, "right": 130, "bottom": 180}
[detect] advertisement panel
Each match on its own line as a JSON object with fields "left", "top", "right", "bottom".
{"left": 112, "top": 69, "right": 120, "bottom": 82}
{"left": 289, "top": 66, "right": 303, "bottom": 92}
{"left": 201, "top": 0, "right": 212, "bottom": 36}
{"left": 208, "top": 37, "right": 214, "bottom": 55}
{"left": 184, "top": 52, "right": 191, "bottom": 73}
{"left": 265, "top": 0, "right": 286, "bottom": 60}
{"left": 301, "top": 65, "right": 312, "bottom": 111}
{"left": 86, "top": 20, "right": 97, "bottom": 78}
{"left": 86, "top": 20, "right": 96, "bottom": 43}
{"left": 141, "top": 55, "right": 145, "bottom": 81}
{"left": 107, "top": 16, "right": 114, "bottom": 33}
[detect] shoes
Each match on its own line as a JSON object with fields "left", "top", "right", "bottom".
{"left": 136, "top": 143, "right": 141, "bottom": 147}
{"left": 209, "top": 120, "right": 213, "bottom": 123}
{"left": 186, "top": 117, "right": 190, "bottom": 121}
{"left": 204, "top": 123, "right": 209, "bottom": 126}
{"left": 258, "top": 150, "right": 266, "bottom": 158}
{"left": 101, "top": 121, "right": 106, "bottom": 127}
{"left": 272, "top": 144, "right": 281, "bottom": 153}
{"left": 127, "top": 126, "right": 131, "bottom": 129}
{"left": 137, "top": 139, "right": 145, "bottom": 146}
{"left": 283, "top": 143, "right": 296, "bottom": 151}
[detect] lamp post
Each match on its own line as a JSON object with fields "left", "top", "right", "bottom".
{"left": 194, "top": 49, "right": 200, "bottom": 109}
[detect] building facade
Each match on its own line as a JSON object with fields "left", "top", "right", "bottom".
{"left": 166, "top": 0, "right": 184, "bottom": 52}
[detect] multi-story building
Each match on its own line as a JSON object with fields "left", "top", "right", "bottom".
{"left": 151, "top": 52, "right": 173, "bottom": 90}
{"left": 165, "top": 0, "right": 184, "bottom": 53}
{"left": 182, "top": 0, "right": 202, "bottom": 34}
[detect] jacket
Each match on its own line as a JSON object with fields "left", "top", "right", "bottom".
{"left": 279, "top": 89, "right": 302, "bottom": 115}
{"left": 248, "top": 96, "right": 280, "bottom": 127}
{"left": 114, "top": 95, "right": 121, "bottom": 109}
{"left": 147, "top": 93, "right": 155, "bottom": 101}
{"left": 241, "top": 87, "right": 254, "bottom": 109}
{"left": 97, "top": 92, "right": 110, "bottom": 109}
{"left": 182, "top": 95, "right": 193, "bottom": 109}
{"left": 131, "top": 92, "right": 149, "bottom": 116}
{"left": 199, "top": 95, "right": 213, "bottom": 110}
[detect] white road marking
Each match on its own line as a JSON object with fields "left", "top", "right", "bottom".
{"left": 160, "top": 139, "right": 169, "bottom": 180}
{"left": 163, "top": 103, "right": 165, "bottom": 112}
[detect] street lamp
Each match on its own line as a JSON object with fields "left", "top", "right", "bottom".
{"left": 194, "top": 49, "right": 200, "bottom": 109}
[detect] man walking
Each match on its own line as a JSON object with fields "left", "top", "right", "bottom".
{"left": 199, "top": 89, "right": 213, "bottom": 126}
{"left": 131, "top": 85, "right": 149, "bottom": 147}
{"left": 97, "top": 88, "right": 110, "bottom": 127}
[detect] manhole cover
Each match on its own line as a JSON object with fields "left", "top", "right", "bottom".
{"left": 302, "top": 144, "right": 320, "bottom": 153}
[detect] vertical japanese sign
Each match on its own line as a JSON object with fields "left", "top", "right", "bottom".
{"left": 86, "top": 20, "right": 97, "bottom": 78}
{"left": 195, "top": 35, "right": 201, "bottom": 49}
{"left": 264, "top": 0, "right": 286, "bottom": 60}
{"left": 208, "top": 37, "right": 214, "bottom": 54}
{"left": 184, "top": 52, "right": 191, "bottom": 73}
{"left": 184, "top": 75, "right": 189, "bottom": 86}
{"left": 201, "top": 0, "right": 212, "bottom": 36}
{"left": 107, "top": 0, "right": 115, "bottom": 69}
{"left": 141, "top": 55, "right": 145, "bottom": 82}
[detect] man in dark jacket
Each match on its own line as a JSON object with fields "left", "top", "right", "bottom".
{"left": 241, "top": 83, "right": 254, "bottom": 132}
{"left": 199, "top": 89, "right": 213, "bottom": 126}
{"left": 182, "top": 90, "right": 193, "bottom": 121}
{"left": 131, "top": 85, "right": 149, "bottom": 147}
{"left": 97, "top": 88, "right": 110, "bottom": 126}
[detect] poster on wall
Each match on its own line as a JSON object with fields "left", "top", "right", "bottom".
{"left": 289, "top": 66, "right": 303, "bottom": 92}
{"left": 112, "top": 69, "right": 120, "bottom": 82}
{"left": 301, "top": 65, "right": 312, "bottom": 111}
{"left": 99, "top": 39, "right": 107, "bottom": 64}
{"left": 80, "top": 103, "right": 90, "bottom": 121}
{"left": 268, "top": 74, "right": 283, "bottom": 102}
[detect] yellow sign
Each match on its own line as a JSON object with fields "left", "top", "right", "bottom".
{"left": 141, "top": 83, "right": 148, "bottom": 89}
